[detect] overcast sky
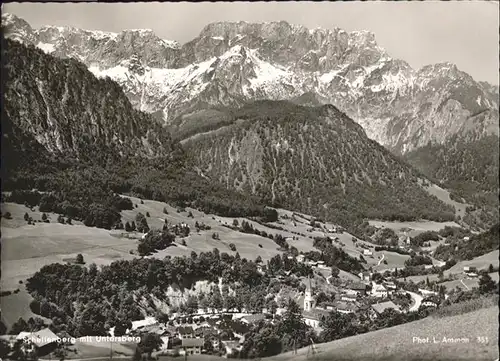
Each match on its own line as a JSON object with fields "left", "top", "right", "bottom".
{"left": 4, "top": 2, "right": 499, "bottom": 84}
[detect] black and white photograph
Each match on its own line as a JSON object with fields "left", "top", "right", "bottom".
{"left": 0, "top": 2, "right": 498, "bottom": 361}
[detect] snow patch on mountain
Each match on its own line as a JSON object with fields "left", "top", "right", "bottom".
{"left": 36, "top": 42, "right": 55, "bottom": 54}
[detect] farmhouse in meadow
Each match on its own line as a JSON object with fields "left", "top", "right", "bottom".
{"left": 16, "top": 328, "right": 59, "bottom": 357}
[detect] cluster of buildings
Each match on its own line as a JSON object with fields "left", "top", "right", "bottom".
{"left": 169, "top": 222, "right": 191, "bottom": 237}
{"left": 128, "top": 312, "right": 269, "bottom": 356}
{"left": 463, "top": 266, "right": 478, "bottom": 278}
{"left": 295, "top": 254, "right": 328, "bottom": 269}
{"left": 300, "top": 273, "right": 409, "bottom": 330}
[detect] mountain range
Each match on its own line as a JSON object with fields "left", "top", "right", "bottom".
{"left": 1, "top": 13, "right": 498, "bottom": 230}
{"left": 3, "top": 13, "right": 498, "bottom": 155}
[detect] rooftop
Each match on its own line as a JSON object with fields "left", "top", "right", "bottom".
{"left": 371, "top": 301, "right": 400, "bottom": 314}
{"left": 372, "top": 283, "right": 387, "bottom": 291}
{"left": 241, "top": 313, "right": 266, "bottom": 324}
{"left": 177, "top": 326, "right": 194, "bottom": 334}
{"left": 182, "top": 338, "right": 204, "bottom": 348}
{"left": 347, "top": 282, "right": 367, "bottom": 291}
{"left": 17, "top": 328, "right": 59, "bottom": 347}
{"left": 303, "top": 308, "right": 330, "bottom": 321}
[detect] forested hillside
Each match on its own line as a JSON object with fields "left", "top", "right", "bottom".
{"left": 182, "top": 101, "right": 456, "bottom": 229}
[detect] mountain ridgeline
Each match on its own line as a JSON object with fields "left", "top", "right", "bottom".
{"left": 4, "top": 13, "right": 498, "bottom": 153}
{"left": 181, "top": 101, "right": 456, "bottom": 228}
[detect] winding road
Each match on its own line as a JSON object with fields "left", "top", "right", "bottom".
{"left": 460, "top": 279, "right": 470, "bottom": 290}
{"left": 407, "top": 291, "right": 423, "bottom": 312}
{"left": 377, "top": 253, "right": 385, "bottom": 266}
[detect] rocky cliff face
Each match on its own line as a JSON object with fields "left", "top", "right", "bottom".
{"left": 2, "top": 38, "right": 174, "bottom": 162}
{"left": 4, "top": 13, "right": 498, "bottom": 155}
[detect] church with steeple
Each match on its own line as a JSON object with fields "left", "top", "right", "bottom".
{"left": 303, "top": 277, "right": 316, "bottom": 311}
{"left": 302, "top": 277, "right": 329, "bottom": 329}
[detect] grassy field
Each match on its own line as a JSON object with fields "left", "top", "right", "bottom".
{"left": 446, "top": 250, "right": 499, "bottom": 274}
{"left": 1, "top": 195, "right": 440, "bottom": 333}
{"left": 2, "top": 196, "right": 414, "bottom": 289}
{"left": 371, "top": 250, "right": 410, "bottom": 272}
{"left": 440, "top": 272, "right": 499, "bottom": 291}
{"left": 121, "top": 196, "right": 285, "bottom": 262}
{"left": 1, "top": 202, "right": 137, "bottom": 291}
{"left": 424, "top": 183, "right": 470, "bottom": 219}
{"left": 0, "top": 286, "right": 52, "bottom": 329}
{"left": 269, "top": 306, "right": 499, "bottom": 361}
{"left": 368, "top": 219, "right": 461, "bottom": 237}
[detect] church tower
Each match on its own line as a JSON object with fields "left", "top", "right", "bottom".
{"left": 303, "top": 277, "right": 315, "bottom": 312}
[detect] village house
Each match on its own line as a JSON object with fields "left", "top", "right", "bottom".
{"left": 131, "top": 316, "right": 158, "bottom": 331}
{"left": 322, "top": 302, "right": 337, "bottom": 311}
{"left": 421, "top": 298, "right": 439, "bottom": 308}
{"left": 257, "top": 264, "right": 265, "bottom": 275}
{"left": 177, "top": 326, "right": 195, "bottom": 339}
{"left": 222, "top": 340, "right": 241, "bottom": 355}
{"left": 463, "top": 266, "right": 478, "bottom": 277}
{"left": 16, "top": 328, "right": 59, "bottom": 357}
{"left": 346, "top": 282, "right": 368, "bottom": 296}
{"left": 316, "top": 260, "right": 327, "bottom": 269}
{"left": 211, "top": 338, "right": 221, "bottom": 351}
{"left": 181, "top": 338, "right": 204, "bottom": 355}
{"left": 160, "top": 336, "right": 169, "bottom": 350}
{"left": 358, "top": 271, "right": 371, "bottom": 282}
{"left": 383, "top": 281, "right": 397, "bottom": 291}
{"left": 335, "top": 301, "right": 359, "bottom": 314}
{"left": 240, "top": 313, "right": 267, "bottom": 325}
{"left": 418, "top": 288, "right": 439, "bottom": 297}
{"left": 302, "top": 309, "right": 330, "bottom": 328}
{"left": 363, "top": 249, "right": 373, "bottom": 256}
{"left": 371, "top": 282, "right": 388, "bottom": 298}
{"left": 370, "top": 301, "right": 401, "bottom": 318}
{"left": 340, "top": 293, "right": 358, "bottom": 303}
{"left": 296, "top": 254, "right": 306, "bottom": 263}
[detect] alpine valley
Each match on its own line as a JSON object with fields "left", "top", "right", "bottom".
{"left": 1, "top": 10, "right": 499, "bottom": 361}
{"left": 2, "top": 13, "right": 498, "bottom": 231}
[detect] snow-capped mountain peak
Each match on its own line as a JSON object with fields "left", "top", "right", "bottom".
{"left": 3, "top": 13, "right": 498, "bottom": 154}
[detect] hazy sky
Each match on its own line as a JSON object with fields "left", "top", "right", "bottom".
{"left": 4, "top": 2, "right": 499, "bottom": 84}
